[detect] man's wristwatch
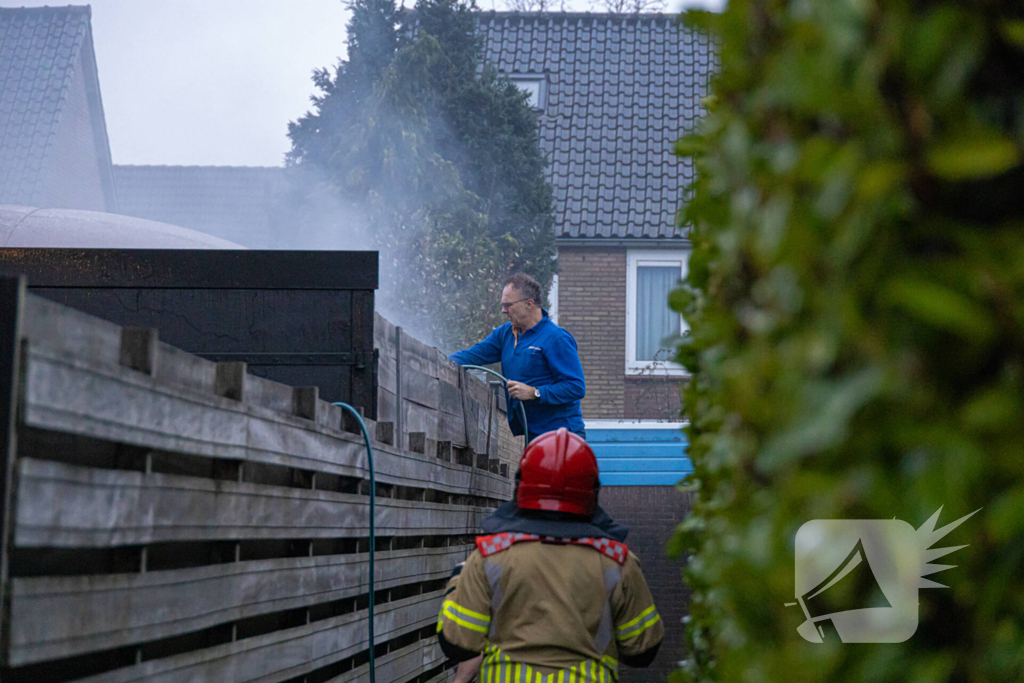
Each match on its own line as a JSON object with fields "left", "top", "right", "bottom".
{"left": 533, "top": 388, "right": 541, "bottom": 399}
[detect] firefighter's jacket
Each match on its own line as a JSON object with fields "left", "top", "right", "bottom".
{"left": 437, "top": 531, "right": 664, "bottom": 682}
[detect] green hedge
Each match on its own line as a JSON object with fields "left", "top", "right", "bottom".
{"left": 671, "top": 1, "right": 1024, "bottom": 681}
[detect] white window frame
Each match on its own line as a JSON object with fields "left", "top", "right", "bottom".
{"left": 548, "top": 273, "right": 559, "bottom": 325}
{"left": 508, "top": 74, "right": 547, "bottom": 110}
{"left": 625, "top": 248, "right": 690, "bottom": 376}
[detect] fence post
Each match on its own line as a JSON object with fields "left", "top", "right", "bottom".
{"left": 0, "top": 276, "right": 25, "bottom": 665}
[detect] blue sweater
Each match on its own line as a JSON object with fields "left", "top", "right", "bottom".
{"left": 449, "top": 311, "right": 586, "bottom": 438}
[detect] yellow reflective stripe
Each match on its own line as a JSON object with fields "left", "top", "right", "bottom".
{"left": 631, "top": 612, "right": 662, "bottom": 637}
{"left": 617, "top": 604, "right": 656, "bottom": 633}
{"left": 478, "top": 645, "right": 616, "bottom": 683}
{"left": 441, "top": 600, "right": 489, "bottom": 633}
{"left": 617, "top": 606, "right": 661, "bottom": 640}
{"left": 444, "top": 599, "right": 491, "bottom": 622}
{"left": 442, "top": 608, "right": 488, "bottom": 633}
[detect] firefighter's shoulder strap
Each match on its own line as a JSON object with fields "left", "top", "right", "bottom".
{"left": 475, "top": 531, "right": 629, "bottom": 564}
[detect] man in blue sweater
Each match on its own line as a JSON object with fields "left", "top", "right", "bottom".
{"left": 449, "top": 273, "right": 587, "bottom": 440}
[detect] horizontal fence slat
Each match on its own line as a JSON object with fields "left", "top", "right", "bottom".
{"left": 20, "top": 294, "right": 122, "bottom": 367}
{"left": 402, "top": 365, "right": 439, "bottom": 411}
{"left": 331, "top": 638, "right": 448, "bottom": 683}
{"left": 72, "top": 591, "right": 442, "bottom": 683}
{"left": 21, "top": 346, "right": 512, "bottom": 499}
{"left": 398, "top": 332, "right": 438, "bottom": 379}
{"left": 15, "top": 459, "right": 489, "bottom": 547}
{"left": 9, "top": 545, "right": 470, "bottom": 666}
{"left": 404, "top": 401, "right": 438, "bottom": 442}
{"left": 438, "top": 380, "right": 463, "bottom": 417}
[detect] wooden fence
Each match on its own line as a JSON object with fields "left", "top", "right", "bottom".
{"left": 0, "top": 278, "right": 522, "bottom": 683}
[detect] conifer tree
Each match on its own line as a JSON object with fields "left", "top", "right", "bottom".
{"left": 287, "top": 0, "right": 555, "bottom": 350}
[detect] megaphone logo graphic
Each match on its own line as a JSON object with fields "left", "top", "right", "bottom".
{"left": 788, "top": 508, "right": 978, "bottom": 643}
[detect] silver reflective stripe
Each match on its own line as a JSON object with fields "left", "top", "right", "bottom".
{"left": 593, "top": 566, "right": 621, "bottom": 653}
{"left": 485, "top": 559, "right": 504, "bottom": 638}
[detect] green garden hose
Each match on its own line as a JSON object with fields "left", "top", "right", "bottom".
{"left": 460, "top": 365, "right": 530, "bottom": 445}
{"left": 332, "top": 402, "right": 376, "bottom": 683}
{"left": 332, "top": 369, "right": 525, "bottom": 682}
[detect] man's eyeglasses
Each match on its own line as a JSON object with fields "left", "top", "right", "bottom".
{"left": 500, "top": 298, "right": 530, "bottom": 311}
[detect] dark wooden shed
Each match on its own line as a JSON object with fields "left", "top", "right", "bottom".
{"left": 0, "top": 249, "right": 379, "bottom": 418}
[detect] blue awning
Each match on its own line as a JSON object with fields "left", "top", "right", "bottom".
{"left": 585, "top": 421, "right": 693, "bottom": 486}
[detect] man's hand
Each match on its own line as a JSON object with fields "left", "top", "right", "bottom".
{"left": 506, "top": 381, "right": 537, "bottom": 401}
{"left": 454, "top": 655, "right": 483, "bottom": 683}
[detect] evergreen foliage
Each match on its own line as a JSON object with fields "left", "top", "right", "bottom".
{"left": 670, "top": 1, "right": 1024, "bottom": 681}
{"left": 288, "top": 0, "right": 555, "bottom": 350}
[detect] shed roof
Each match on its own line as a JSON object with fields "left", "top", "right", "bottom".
{"left": 477, "top": 12, "right": 714, "bottom": 241}
{"left": 0, "top": 6, "right": 117, "bottom": 209}
{"left": 0, "top": 205, "right": 243, "bottom": 249}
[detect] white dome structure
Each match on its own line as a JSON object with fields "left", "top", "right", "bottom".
{"left": 0, "top": 205, "right": 245, "bottom": 249}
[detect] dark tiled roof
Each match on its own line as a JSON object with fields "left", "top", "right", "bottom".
{"left": 113, "top": 165, "right": 289, "bottom": 246}
{"left": 0, "top": 6, "right": 114, "bottom": 208}
{"left": 478, "top": 12, "right": 714, "bottom": 240}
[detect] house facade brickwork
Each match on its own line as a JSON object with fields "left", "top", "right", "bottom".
{"left": 557, "top": 246, "right": 627, "bottom": 418}
{"left": 600, "top": 486, "right": 693, "bottom": 682}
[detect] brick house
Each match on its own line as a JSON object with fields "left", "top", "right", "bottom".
{"left": 478, "top": 13, "right": 715, "bottom": 681}
{"left": 0, "top": 6, "right": 118, "bottom": 213}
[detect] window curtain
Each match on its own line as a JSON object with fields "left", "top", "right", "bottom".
{"left": 636, "top": 266, "right": 681, "bottom": 361}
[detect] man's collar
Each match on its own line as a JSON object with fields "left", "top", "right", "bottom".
{"left": 514, "top": 309, "right": 549, "bottom": 336}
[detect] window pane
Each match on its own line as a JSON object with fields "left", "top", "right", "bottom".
{"left": 636, "top": 266, "right": 680, "bottom": 361}
{"left": 512, "top": 79, "right": 541, "bottom": 107}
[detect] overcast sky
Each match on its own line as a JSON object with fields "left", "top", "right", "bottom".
{"left": 8, "top": 0, "right": 723, "bottom": 167}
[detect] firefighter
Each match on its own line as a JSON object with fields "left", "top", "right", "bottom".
{"left": 437, "top": 428, "right": 664, "bottom": 682}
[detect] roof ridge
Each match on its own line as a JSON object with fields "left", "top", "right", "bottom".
{"left": 477, "top": 10, "right": 679, "bottom": 20}
{"left": 0, "top": 6, "right": 91, "bottom": 15}
{"left": 113, "top": 164, "right": 286, "bottom": 171}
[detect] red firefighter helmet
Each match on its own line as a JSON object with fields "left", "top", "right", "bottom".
{"left": 517, "top": 428, "right": 599, "bottom": 515}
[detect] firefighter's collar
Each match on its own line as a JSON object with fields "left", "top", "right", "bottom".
{"left": 480, "top": 501, "right": 629, "bottom": 542}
